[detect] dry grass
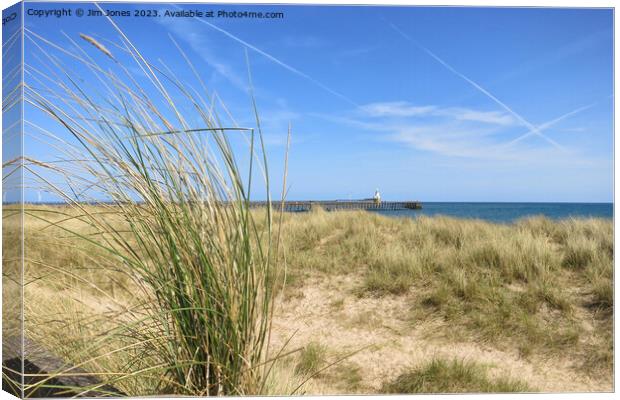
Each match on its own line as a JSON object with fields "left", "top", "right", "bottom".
{"left": 277, "top": 210, "right": 613, "bottom": 381}
{"left": 294, "top": 342, "right": 328, "bottom": 376}
{"left": 15, "top": 207, "right": 614, "bottom": 394}
{"left": 17, "top": 15, "right": 286, "bottom": 395}
{"left": 381, "top": 358, "right": 532, "bottom": 393}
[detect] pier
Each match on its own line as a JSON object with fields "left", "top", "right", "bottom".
{"left": 249, "top": 200, "right": 422, "bottom": 212}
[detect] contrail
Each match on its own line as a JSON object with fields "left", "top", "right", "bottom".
{"left": 506, "top": 102, "right": 598, "bottom": 147}
{"left": 180, "top": 7, "right": 359, "bottom": 107}
{"left": 387, "top": 21, "right": 565, "bottom": 151}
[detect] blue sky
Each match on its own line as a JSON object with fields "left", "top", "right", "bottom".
{"left": 3, "top": 2, "right": 22, "bottom": 204}
{"left": 20, "top": 3, "right": 613, "bottom": 202}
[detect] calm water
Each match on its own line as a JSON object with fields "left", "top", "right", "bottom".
{"left": 373, "top": 202, "right": 613, "bottom": 223}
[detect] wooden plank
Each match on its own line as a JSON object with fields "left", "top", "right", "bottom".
{"left": 3, "top": 336, "right": 125, "bottom": 398}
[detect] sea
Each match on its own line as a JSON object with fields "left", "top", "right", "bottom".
{"left": 372, "top": 202, "right": 613, "bottom": 224}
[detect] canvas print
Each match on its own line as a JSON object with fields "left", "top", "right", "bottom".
{"left": 1, "top": 1, "right": 614, "bottom": 397}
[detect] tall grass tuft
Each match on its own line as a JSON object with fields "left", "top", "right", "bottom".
{"left": 23, "top": 17, "right": 285, "bottom": 396}
{"left": 381, "top": 358, "right": 532, "bottom": 394}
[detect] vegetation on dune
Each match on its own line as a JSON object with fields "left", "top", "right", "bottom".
{"left": 279, "top": 209, "right": 613, "bottom": 371}
{"left": 19, "top": 206, "right": 613, "bottom": 394}
{"left": 294, "top": 342, "right": 328, "bottom": 376}
{"left": 19, "top": 17, "right": 288, "bottom": 396}
{"left": 381, "top": 358, "right": 532, "bottom": 394}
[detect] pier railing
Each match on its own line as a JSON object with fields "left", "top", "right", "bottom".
{"left": 248, "top": 200, "right": 422, "bottom": 212}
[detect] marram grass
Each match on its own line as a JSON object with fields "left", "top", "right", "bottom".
{"left": 381, "top": 358, "right": 532, "bottom": 394}
{"left": 20, "top": 18, "right": 287, "bottom": 396}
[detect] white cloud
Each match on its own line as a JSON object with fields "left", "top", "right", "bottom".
{"left": 386, "top": 122, "right": 513, "bottom": 160}
{"left": 387, "top": 123, "right": 605, "bottom": 167}
{"left": 359, "top": 101, "right": 515, "bottom": 126}
{"left": 506, "top": 101, "right": 598, "bottom": 146}
{"left": 315, "top": 100, "right": 599, "bottom": 166}
{"left": 387, "top": 21, "right": 563, "bottom": 150}
{"left": 389, "top": 125, "right": 524, "bottom": 160}
{"left": 360, "top": 102, "right": 437, "bottom": 117}
{"left": 440, "top": 108, "right": 514, "bottom": 126}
